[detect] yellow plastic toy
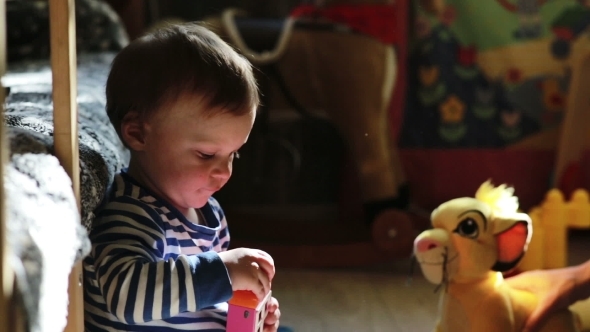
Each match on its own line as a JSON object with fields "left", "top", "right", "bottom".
{"left": 520, "top": 188, "right": 590, "bottom": 272}
{"left": 414, "top": 180, "right": 580, "bottom": 332}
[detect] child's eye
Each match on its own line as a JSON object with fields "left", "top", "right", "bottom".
{"left": 197, "top": 151, "right": 215, "bottom": 160}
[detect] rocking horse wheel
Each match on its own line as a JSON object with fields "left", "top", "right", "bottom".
{"left": 371, "top": 209, "right": 415, "bottom": 256}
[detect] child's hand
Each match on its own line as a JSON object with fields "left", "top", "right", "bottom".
{"left": 263, "top": 296, "right": 280, "bottom": 332}
{"left": 504, "top": 267, "right": 578, "bottom": 332}
{"left": 219, "top": 248, "right": 275, "bottom": 300}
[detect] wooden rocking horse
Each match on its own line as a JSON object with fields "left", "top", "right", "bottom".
{"left": 201, "top": 0, "right": 427, "bottom": 268}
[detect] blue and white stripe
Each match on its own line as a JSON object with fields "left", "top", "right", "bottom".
{"left": 84, "top": 172, "right": 232, "bottom": 331}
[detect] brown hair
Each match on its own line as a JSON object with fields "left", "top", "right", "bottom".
{"left": 105, "top": 22, "right": 259, "bottom": 139}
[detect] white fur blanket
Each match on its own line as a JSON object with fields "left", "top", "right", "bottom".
{"left": 3, "top": 52, "right": 129, "bottom": 332}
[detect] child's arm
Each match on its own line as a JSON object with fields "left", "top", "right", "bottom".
{"left": 574, "top": 259, "right": 590, "bottom": 303}
{"left": 505, "top": 259, "right": 590, "bottom": 332}
{"left": 89, "top": 206, "right": 232, "bottom": 324}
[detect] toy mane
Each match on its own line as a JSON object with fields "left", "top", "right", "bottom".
{"left": 474, "top": 180, "right": 519, "bottom": 213}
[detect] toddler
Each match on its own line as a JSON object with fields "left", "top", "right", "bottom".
{"left": 83, "top": 22, "right": 280, "bottom": 331}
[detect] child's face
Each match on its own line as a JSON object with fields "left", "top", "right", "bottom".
{"left": 131, "top": 93, "right": 255, "bottom": 212}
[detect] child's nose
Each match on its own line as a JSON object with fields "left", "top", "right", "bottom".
{"left": 212, "top": 160, "right": 231, "bottom": 178}
{"left": 415, "top": 238, "right": 441, "bottom": 253}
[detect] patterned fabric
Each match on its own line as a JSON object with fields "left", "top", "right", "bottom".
{"left": 400, "top": 0, "right": 590, "bottom": 148}
{"left": 3, "top": 51, "right": 130, "bottom": 332}
{"left": 4, "top": 151, "right": 84, "bottom": 332}
{"left": 7, "top": 0, "right": 128, "bottom": 63}
{"left": 3, "top": 2, "right": 129, "bottom": 332}
{"left": 5, "top": 52, "right": 131, "bottom": 230}
{"left": 84, "top": 171, "right": 232, "bottom": 331}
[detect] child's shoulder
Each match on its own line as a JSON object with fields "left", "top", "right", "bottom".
{"left": 97, "top": 192, "right": 162, "bottom": 224}
{"left": 98, "top": 172, "right": 163, "bottom": 217}
{"left": 92, "top": 189, "right": 166, "bottom": 235}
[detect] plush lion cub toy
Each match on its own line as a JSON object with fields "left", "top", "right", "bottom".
{"left": 414, "top": 180, "right": 580, "bottom": 332}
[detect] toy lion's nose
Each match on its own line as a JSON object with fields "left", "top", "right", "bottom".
{"left": 415, "top": 238, "right": 440, "bottom": 253}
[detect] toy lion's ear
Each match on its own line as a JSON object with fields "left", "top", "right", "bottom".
{"left": 491, "top": 212, "right": 532, "bottom": 272}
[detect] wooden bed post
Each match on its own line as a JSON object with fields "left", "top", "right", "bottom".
{"left": 49, "top": 0, "right": 84, "bottom": 331}
{"left": 0, "top": 1, "right": 13, "bottom": 331}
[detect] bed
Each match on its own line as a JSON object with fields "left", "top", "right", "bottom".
{"left": 1, "top": 1, "right": 130, "bottom": 331}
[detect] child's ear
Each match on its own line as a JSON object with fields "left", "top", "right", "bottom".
{"left": 121, "top": 111, "right": 146, "bottom": 151}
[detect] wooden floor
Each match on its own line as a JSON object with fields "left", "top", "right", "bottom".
{"left": 271, "top": 229, "right": 590, "bottom": 332}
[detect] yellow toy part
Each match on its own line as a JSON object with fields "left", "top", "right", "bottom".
{"left": 520, "top": 188, "right": 590, "bottom": 272}
{"left": 414, "top": 180, "right": 580, "bottom": 332}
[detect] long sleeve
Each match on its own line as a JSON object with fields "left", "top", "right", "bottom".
{"left": 88, "top": 198, "right": 233, "bottom": 325}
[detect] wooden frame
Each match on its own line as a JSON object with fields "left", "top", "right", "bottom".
{"left": 1, "top": 0, "right": 83, "bottom": 331}
{"left": 1, "top": 1, "right": 25, "bottom": 331}
{"left": 48, "top": 0, "right": 84, "bottom": 331}
{"left": 1, "top": 0, "right": 11, "bottom": 331}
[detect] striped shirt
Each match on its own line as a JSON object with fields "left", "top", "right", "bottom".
{"left": 84, "top": 171, "right": 233, "bottom": 331}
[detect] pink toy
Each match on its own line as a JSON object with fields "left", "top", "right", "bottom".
{"left": 227, "top": 290, "right": 272, "bottom": 332}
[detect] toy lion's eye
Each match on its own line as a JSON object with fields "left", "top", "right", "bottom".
{"left": 455, "top": 218, "right": 479, "bottom": 239}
